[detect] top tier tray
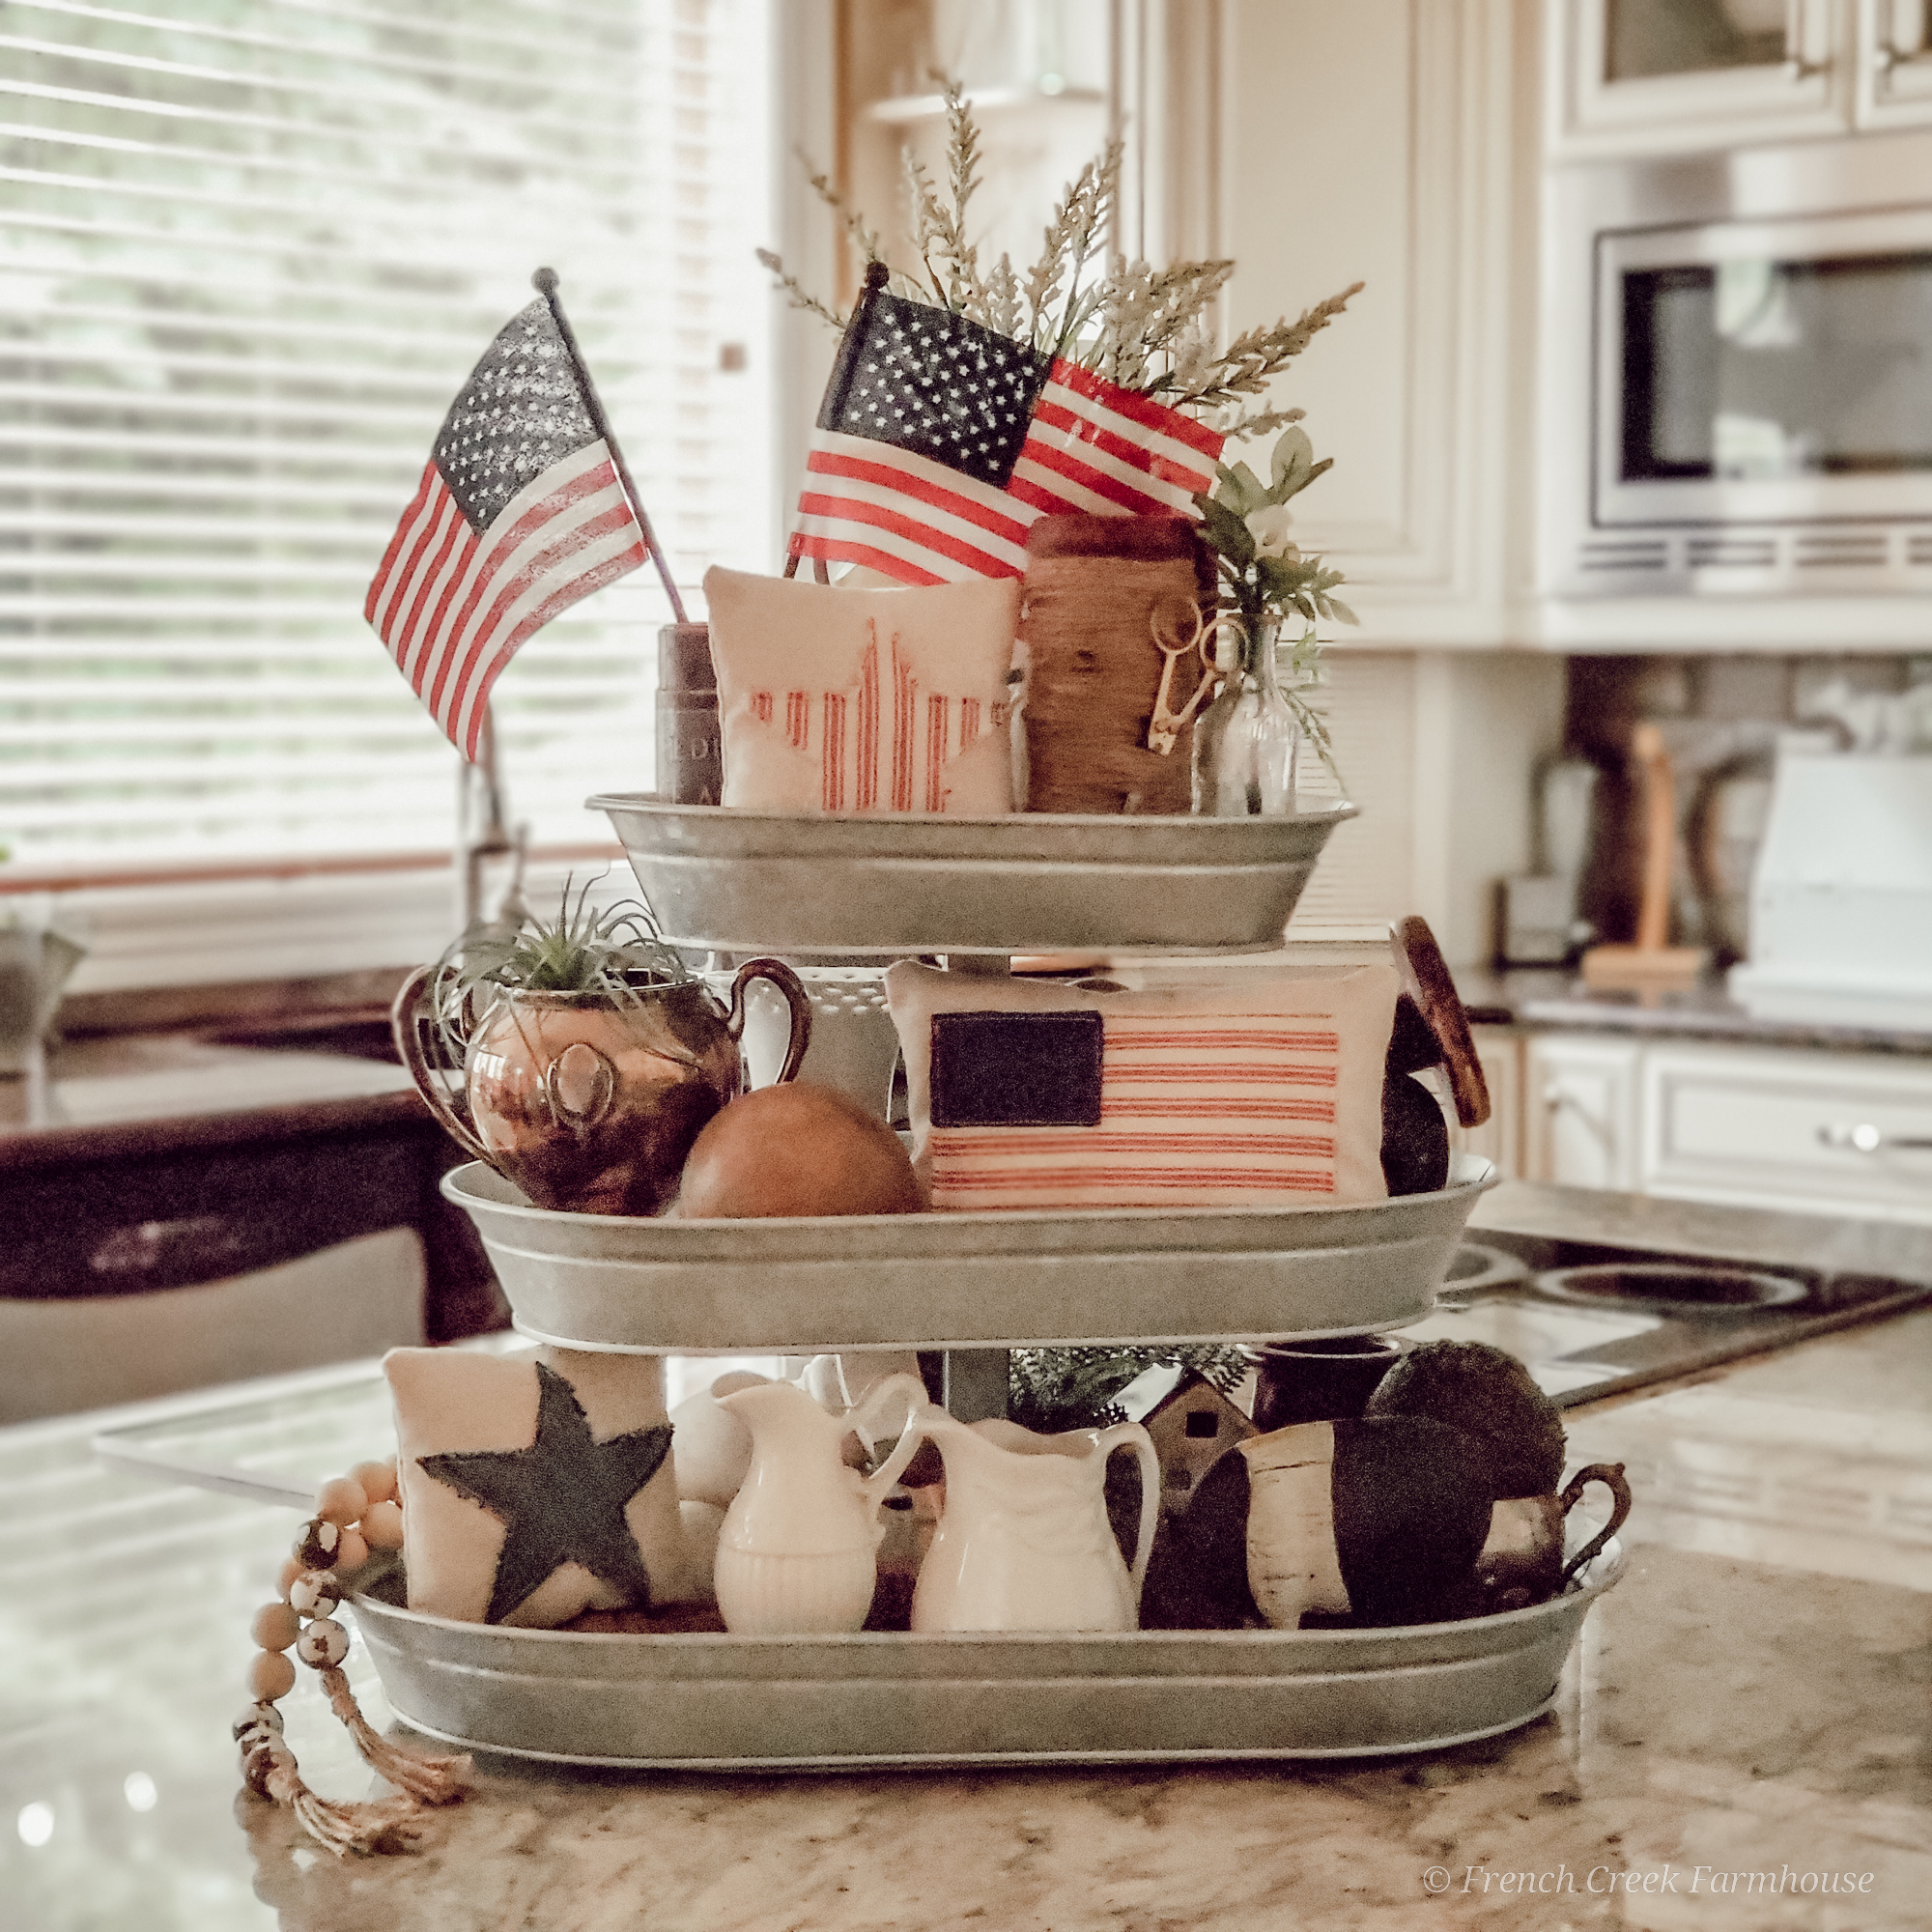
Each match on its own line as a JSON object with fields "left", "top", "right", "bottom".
{"left": 590, "top": 797, "right": 1355, "bottom": 956}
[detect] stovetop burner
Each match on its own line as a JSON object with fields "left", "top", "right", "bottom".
{"left": 1415, "top": 1229, "right": 1928, "bottom": 1408}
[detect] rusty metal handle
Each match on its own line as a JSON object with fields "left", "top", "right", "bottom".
{"left": 1558, "top": 1462, "right": 1633, "bottom": 1586}
{"left": 724, "top": 957, "right": 812, "bottom": 1088}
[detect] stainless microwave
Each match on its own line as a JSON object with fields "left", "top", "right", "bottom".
{"left": 1541, "top": 130, "right": 1932, "bottom": 598}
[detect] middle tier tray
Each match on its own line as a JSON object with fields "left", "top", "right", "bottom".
{"left": 442, "top": 1154, "right": 1495, "bottom": 1353}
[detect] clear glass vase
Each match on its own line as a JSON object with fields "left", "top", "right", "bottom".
{"left": 1190, "top": 616, "right": 1301, "bottom": 816}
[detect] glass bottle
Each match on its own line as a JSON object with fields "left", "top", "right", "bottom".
{"left": 1190, "top": 615, "right": 1301, "bottom": 816}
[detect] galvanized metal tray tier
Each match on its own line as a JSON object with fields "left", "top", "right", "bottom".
{"left": 589, "top": 796, "right": 1356, "bottom": 955}
{"left": 443, "top": 1155, "right": 1496, "bottom": 1354}
{"left": 351, "top": 1539, "right": 1621, "bottom": 1768}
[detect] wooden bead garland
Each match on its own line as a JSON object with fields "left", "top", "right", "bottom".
{"left": 237, "top": 1459, "right": 469, "bottom": 1857}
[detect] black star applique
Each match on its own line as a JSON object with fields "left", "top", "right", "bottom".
{"left": 418, "top": 1361, "right": 672, "bottom": 1625}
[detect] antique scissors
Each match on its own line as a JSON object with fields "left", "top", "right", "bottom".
{"left": 1145, "top": 599, "right": 1223, "bottom": 755}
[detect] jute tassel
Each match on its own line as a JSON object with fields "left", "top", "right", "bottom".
{"left": 263, "top": 1753, "right": 433, "bottom": 1859}
{"left": 320, "top": 1664, "right": 472, "bottom": 1806}
{"left": 1019, "top": 515, "right": 1218, "bottom": 814}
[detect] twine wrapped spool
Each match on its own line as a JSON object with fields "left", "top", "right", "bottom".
{"left": 1019, "top": 516, "right": 1217, "bottom": 814}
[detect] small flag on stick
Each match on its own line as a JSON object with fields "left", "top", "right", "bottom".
{"left": 788, "top": 263, "right": 1227, "bottom": 586}
{"left": 366, "top": 270, "right": 680, "bottom": 760}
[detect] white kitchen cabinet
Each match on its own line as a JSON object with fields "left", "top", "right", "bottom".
{"left": 1523, "top": 1033, "right": 1642, "bottom": 1189}
{"left": 1466, "top": 1024, "right": 1526, "bottom": 1179}
{"left": 1642, "top": 1041, "right": 1932, "bottom": 1222}
{"left": 1549, "top": 0, "right": 1932, "bottom": 157}
{"left": 1217, "top": 0, "right": 1533, "bottom": 647}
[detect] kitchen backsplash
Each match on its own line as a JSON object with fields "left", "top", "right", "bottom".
{"left": 1561, "top": 653, "right": 1932, "bottom": 968}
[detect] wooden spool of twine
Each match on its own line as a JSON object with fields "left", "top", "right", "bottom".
{"left": 1020, "top": 516, "right": 1217, "bottom": 814}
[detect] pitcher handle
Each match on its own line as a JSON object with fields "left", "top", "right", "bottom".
{"left": 725, "top": 957, "right": 812, "bottom": 1087}
{"left": 1094, "top": 1421, "right": 1161, "bottom": 1604}
{"left": 390, "top": 965, "right": 495, "bottom": 1166}
{"left": 853, "top": 1373, "right": 932, "bottom": 1507}
{"left": 1557, "top": 1462, "right": 1633, "bottom": 1587}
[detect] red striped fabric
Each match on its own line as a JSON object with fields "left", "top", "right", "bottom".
{"left": 364, "top": 440, "right": 644, "bottom": 759}
{"left": 789, "top": 360, "right": 1225, "bottom": 587}
{"left": 928, "top": 1010, "right": 1343, "bottom": 1208}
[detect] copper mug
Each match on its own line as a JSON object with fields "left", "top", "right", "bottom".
{"left": 1474, "top": 1463, "right": 1632, "bottom": 1614}
{"left": 392, "top": 958, "right": 810, "bottom": 1216}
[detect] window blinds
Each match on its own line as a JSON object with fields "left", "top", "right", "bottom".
{"left": 1, "top": 0, "right": 774, "bottom": 879}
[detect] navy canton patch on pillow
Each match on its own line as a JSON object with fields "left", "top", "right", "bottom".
{"left": 929, "top": 1010, "right": 1104, "bottom": 1128}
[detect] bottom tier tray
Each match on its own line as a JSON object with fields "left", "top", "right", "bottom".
{"left": 351, "top": 1539, "right": 1621, "bottom": 1768}
{"left": 445, "top": 1154, "right": 1497, "bottom": 1353}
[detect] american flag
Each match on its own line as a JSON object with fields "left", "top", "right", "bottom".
{"left": 365, "top": 298, "right": 648, "bottom": 759}
{"left": 789, "top": 280, "right": 1226, "bottom": 585}
{"left": 926, "top": 1008, "right": 1343, "bottom": 1209}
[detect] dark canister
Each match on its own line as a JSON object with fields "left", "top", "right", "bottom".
{"left": 656, "top": 622, "right": 721, "bottom": 805}
{"left": 1249, "top": 1335, "right": 1407, "bottom": 1435}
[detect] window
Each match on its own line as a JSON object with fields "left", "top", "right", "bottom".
{"left": 2, "top": 0, "right": 776, "bottom": 905}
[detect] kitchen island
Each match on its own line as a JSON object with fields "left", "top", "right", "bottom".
{"left": 2, "top": 1192, "right": 1927, "bottom": 1932}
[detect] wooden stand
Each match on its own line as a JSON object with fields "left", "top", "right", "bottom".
{"left": 1580, "top": 722, "right": 1707, "bottom": 993}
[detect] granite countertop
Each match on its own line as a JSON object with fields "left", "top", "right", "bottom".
{"left": 5, "top": 1200, "right": 1928, "bottom": 1931}
{"left": 0, "top": 1016, "right": 427, "bottom": 1171}
{"left": 1457, "top": 969, "right": 1932, "bottom": 1059}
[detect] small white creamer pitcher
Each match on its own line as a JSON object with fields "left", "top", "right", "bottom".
{"left": 910, "top": 1412, "right": 1159, "bottom": 1633}
{"left": 713, "top": 1373, "right": 926, "bottom": 1635}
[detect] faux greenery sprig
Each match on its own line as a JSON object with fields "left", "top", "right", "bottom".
{"left": 428, "top": 874, "right": 688, "bottom": 1065}
{"left": 758, "top": 80, "right": 1363, "bottom": 438}
{"left": 1009, "top": 1346, "right": 1252, "bottom": 1435}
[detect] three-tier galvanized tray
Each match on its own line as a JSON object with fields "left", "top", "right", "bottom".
{"left": 443, "top": 1154, "right": 1497, "bottom": 1354}
{"left": 351, "top": 1535, "right": 1622, "bottom": 1768}
{"left": 590, "top": 797, "right": 1355, "bottom": 955}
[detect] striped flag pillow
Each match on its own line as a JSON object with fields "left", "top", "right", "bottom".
{"left": 885, "top": 962, "right": 1400, "bottom": 1210}
{"left": 703, "top": 568, "right": 1018, "bottom": 815}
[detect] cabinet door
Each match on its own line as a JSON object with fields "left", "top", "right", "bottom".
{"left": 1549, "top": 0, "right": 1847, "bottom": 157}
{"left": 1524, "top": 1034, "right": 1641, "bottom": 1189}
{"left": 1465, "top": 1025, "right": 1525, "bottom": 1179}
{"left": 1858, "top": 0, "right": 1932, "bottom": 126}
{"left": 1641, "top": 1043, "right": 1932, "bottom": 1221}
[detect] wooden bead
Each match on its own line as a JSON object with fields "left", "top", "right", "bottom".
{"left": 275, "top": 1555, "right": 306, "bottom": 1601}
{"left": 333, "top": 1526, "right": 370, "bottom": 1574}
{"left": 293, "top": 1518, "right": 342, "bottom": 1570}
{"left": 231, "top": 1701, "right": 284, "bottom": 1743}
{"left": 349, "top": 1459, "right": 399, "bottom": 1506}
{"left": 287, "top": 1572, "right": 340, "bottom": 1619}
{"left": 296, "top": 1617, "right": 350, "bottom": 1669}
{"left": 314, "top": 1476, "right": 370, "bottom": 1527}
{"left": 245, "top": 1648, "right": 297, "bottom": 1702}
{"left": 249, "top": 1603, "right": 301, "bottom": 1653}
{"left": 360, "top": 1499, "right": 405, "bottom": 1550}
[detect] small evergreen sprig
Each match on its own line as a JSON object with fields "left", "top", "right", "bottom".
{"left": 1009, "top": 1346, "right": 1251, "bottom": 1435}
{"left": 757, "top": 81, "right": 1361, "bottom": 436}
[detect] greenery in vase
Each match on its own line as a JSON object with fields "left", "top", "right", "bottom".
{"left": 758, "top": 80, "right": 1362, "bottom": 441}
{"left": 428, "top": 874, "right": 688, "bottom": 1064}
{"left": 1191, "top": 425, "right": 1357, "bottom": 784}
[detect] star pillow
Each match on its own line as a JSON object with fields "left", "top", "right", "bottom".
{"left": 385, "top": 1347, "right": 698, "bottom": 1628}
{"left": 884, "top": 960, "right": 1399, "bottom": 1210}
{"left": 703, "top": 566, "right": 1019, "bottom": 814}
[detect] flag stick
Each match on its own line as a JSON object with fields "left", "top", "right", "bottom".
{"left": 531, "top": 267, "right": 688, "bottom": 625}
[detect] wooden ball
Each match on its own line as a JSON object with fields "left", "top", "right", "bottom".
{"left": 245, "top": 1649, "right": 297, "bottom": 1702}
{"left": 333, "top": 1526, "right": 370, "bottom": 1574}
{"left": 288, "top": 1572, "right": 341, "bottom": 1620}
{"left": 296, "top": 1617, "right": 350, "bottom": 1670}
{"left": 242, "top": 1734, "right": 291, "bottom": 1798}
{"left": 275, "top": 1555, "right": 307, "bottom": 1601}
{"left": 349, "top": 1459, "right": 399, "bottom": 1506}
{"left": 676, "top": 1082, "right": 926, "bottom": 1219}
{"left": 292, "top": 1518, "right": 342, "bottom": 1570}
{"left": 249, "top": 1603, "right": 301, "bottom": 1653}
{"left": 359, "top": 1499, "right": 405, "bottom": 1550}
{"left": 231, "top": 1701, "right": 284, "bottom": 1743}
{"left": 313, "top": 1476, "right": 370, "bottom": 1527}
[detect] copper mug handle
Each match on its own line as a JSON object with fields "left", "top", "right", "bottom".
{"left": 724, "top": 957, "right": 812, "bottom": 1089}
{"left": 1557, "top": 1462, "right": 1633, "bottom": 1586}
{"left": 390, "top": 963, "right": 496, "bottom": 1166}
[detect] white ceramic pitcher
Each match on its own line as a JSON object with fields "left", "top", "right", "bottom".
{"left": 712, "top": 1373, "right": 926, "bottom": 1635}
{"left": 910, "top": 1413, "right": 1159, "bottom": 1633}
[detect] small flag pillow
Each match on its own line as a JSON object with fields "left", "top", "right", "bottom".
{"left": 884, "top": 960, "right": 1399, "bottom": 1210}
{"left": 385, "top": 1347, "right": 699, "bottom": 1628}
{"left": 703, "top": 566, "right": 1019, "bottom": 815}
